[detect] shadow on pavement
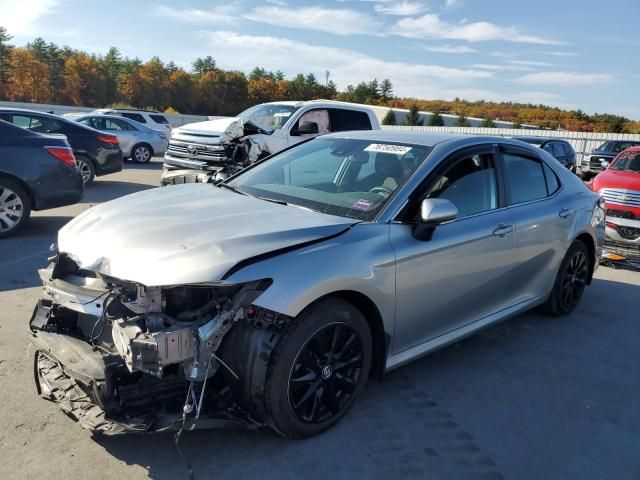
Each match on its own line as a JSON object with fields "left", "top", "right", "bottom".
{"left": 84, "top": 180, "right": 156, "bottom": 203}
{"left": 122, "top": 158, "right": 164, "bottom": 171}
{"left": 92, "top": 277, "right": 640, "bottom": 480}
{"left": 0, "top": 216, "right": 73, "bottom": 291}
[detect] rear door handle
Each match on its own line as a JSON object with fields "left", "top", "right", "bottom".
{"left": 492, "top": 224, "right": 513, "bottom": 237}
{"left": 559, "top": 208, "right": 571, "bottom": 219}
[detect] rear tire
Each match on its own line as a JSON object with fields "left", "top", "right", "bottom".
{"left": 543, "top": 240, "right": 589, "bottom": 316}
{"left": 265, "top": 298, "right": 372, "bottom": 438}
{"left": 131, "top": 144, "right": 152, "bottom": 164}
{"left": 75, "top": 156, "right": 95, "bottom": 186}
{"left": 0, "top": 178, "right": 31, "bottom": 238}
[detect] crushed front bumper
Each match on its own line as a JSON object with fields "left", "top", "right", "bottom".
{"left": 602, "top": 217, "right": 640, "bottom": 267}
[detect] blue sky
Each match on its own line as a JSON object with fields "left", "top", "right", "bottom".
{"left": 1, "top": 0, "right": 639, "bottom": 118}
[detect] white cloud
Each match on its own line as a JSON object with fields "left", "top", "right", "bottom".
{"left": 374, "top": 1, "right": 427, "bottom": 16}
{"left": 201, "top": 30, "right": 492, "bottom": 98}
{"left": 535, "top": 51, "right": 579, "bottom": 57}
{"left": 0, "top": 0, "right": 58, "bottom": 35}
{"left": 471, "top": 63, "right": 533, "bottom": 72}
{"left": 515, "top": 72, "right": 612, "bottom": 86}
{"left": 155, "top": 4, "right": 237, "bottom": 24}
{"left": 393, "top": 14, "right": 565, "bottom": 45}
{"left": 424, "top": 44, "right": 477, "bottom": 53}
{"left": 243, "top": 6, "right": 382, "bottom": 36}
{"left": 445, "top": 0, "right": 460, "bottom": 7}
{"left": 508, "top": 60, "right": 555, "bottom": 67}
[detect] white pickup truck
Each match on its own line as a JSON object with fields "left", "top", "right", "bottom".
{"left": 161, "top": 100, "right": 382, "bottom": 185}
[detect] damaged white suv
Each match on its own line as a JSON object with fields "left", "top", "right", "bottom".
{"left": 161, "top": 100, "right": 381, "bottom": 186}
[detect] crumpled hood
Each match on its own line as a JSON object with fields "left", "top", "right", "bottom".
{"left": 172, "top": 117, "right": 242, "bottom": 142}
{"left": 58, "top": 184, "right": 356, "bottom": 286}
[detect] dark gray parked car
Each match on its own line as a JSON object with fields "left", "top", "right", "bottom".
{"left": 0, "top": 120, "right": 83, "bottom": 237}
{"left": 0, "top": 108, "right": 122, "bottom": 185}
{"left": 31, "top": 132, "right": 604, "bottom": 438}
{"left": 513, "top": 137, "right": 577, "bottom": 172}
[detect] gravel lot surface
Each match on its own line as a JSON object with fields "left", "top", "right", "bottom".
{"left": 1, "top": 158, "right": 638, "bottom": 480}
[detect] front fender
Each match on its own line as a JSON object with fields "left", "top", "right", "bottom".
{"left": 226, "top": 223, "right": 396, "bottom": 335}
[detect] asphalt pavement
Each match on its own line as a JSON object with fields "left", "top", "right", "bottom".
{"left": 0, "top": 158, "right": 638, "bottom": 480}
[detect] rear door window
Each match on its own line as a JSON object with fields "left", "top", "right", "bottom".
{"left": 551, "top": 143, "right": 565, "bottom": 158}
{"left": 9, "top": 114, "right": 64, "bottom": 133}
{"left": 502, "top": 152, "right": 548, "bottom": 204}
{"left": 329, "top": 109, "right": 372, "bottom": 132}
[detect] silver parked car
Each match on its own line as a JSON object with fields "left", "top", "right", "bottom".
{"left": 30, "top": 132, "right": 604, "bottom": 438}
{"left": 65, "top": 113, "right": 168, "bottom": 163}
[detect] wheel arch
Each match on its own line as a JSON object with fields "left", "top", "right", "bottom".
{"left": 575, "top": 232, "right": 596, "bottom": 285}
{"left": 0, "top": 172, "right": 36, "bottom": 209}
{"left": 311, "top": 290, "right": 388, "bottom": 381}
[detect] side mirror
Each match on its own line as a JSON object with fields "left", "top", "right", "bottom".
{"left": 292, "top": 121, "right": 319, "bottom": 136}
{"left": 600, "top": 160, "right": 610, "bottom": 169}
{"left": 413, "top": 198, "right": 458, "bottom": 241}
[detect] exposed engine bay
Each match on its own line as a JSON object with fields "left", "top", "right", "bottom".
{"left": 29, "top": 254, "right": 289, "bottom": 434}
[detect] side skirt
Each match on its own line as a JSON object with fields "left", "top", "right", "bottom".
{"left": 384, "top": 296, "right": 546, "bottom": 372}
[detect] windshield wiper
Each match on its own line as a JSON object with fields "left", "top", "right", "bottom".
{"left": 256, "top": 196, "right": 289, "bottom": 206}
{"left": 218, "top": 183, "right": 247, "bottom": 195}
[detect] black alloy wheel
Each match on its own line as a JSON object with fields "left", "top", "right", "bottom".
{"left": 288, "top": 323, "right": 364, "bottom": 424}
{"left": 559, "top": 249, "right": 588, "bottom": 310}
{"left": 544, "top": 240, "right": 590, "bottom": 316}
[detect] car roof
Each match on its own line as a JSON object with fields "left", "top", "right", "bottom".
{"left": 0, "top": 107, "right": 61, "bottom": 118}
{"left": 261, "top": 100, "right": 379, "bottom": 111}
{"left": 513, "top": 136, "right": 566, "bottom": 144}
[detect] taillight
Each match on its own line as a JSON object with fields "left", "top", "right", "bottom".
{"left": 45, "top": 146, "right": 76, "bottom": 167}
{"left": 98, "top": 134, "right": 119, "bottom": 145}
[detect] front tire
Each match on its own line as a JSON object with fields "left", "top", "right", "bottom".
{"left": 0, "top": 178, "right": 31, "bottom": 238}
{"left": 544, "top": 240, "right": 589, "bottom": 316}
{"left": 265, "top": 298, "right": 372, "bottom": 438}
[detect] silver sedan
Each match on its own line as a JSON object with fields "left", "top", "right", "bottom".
{"left": 30, "top": 132, "right": 604, "bottom": 438}
{"left": 67, "top": 113, "right": 168, "bottom": 163}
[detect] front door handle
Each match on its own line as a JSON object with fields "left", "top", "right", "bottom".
{"left": 559, "top": 208, "right": 571, "bottom": 219}
{"left": 492, "top": 224, "right": 513, "bottom": 237}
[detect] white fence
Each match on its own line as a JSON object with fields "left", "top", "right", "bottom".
{"left": 382, "top": 125, "right": 640, "bottom": 161}
{"left": 0, "top": 101, "right": 209, "bottom": 127}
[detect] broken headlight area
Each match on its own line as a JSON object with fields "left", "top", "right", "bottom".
{"left": 30, "top": 263, "right": 286, "bottom": 434}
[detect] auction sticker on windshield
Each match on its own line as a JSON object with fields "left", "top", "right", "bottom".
{"left": 365, "top": 144, "right": 412, "bottom": 155}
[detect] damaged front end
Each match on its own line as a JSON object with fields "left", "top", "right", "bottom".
{"left": 30, "top": 254, "right": 287, "bottom": 434}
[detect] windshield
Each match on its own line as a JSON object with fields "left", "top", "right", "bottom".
{"left": 238, "top": 104, "right": 299, "bottom": 133}
{"left": 595, "top": 141, "right": 640, "bottom": 153}
{"left": 610, "top": 150, "right": 640, "bottom": 173}
{"left": 227, "top": 138, "right": 430, "bottom": 220}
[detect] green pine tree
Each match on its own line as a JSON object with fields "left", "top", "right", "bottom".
{"left": 428, "top": 111, "right": 444, "bottom": 126}
{"left": 404, "top": 104, "right": 423, "bottom": 126}
{"left": 382, "top": 109, "right": 397, "bottom": 125}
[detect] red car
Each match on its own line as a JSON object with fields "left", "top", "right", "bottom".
{"left": 590, "top": 146, "right": 640, "bottom": 264}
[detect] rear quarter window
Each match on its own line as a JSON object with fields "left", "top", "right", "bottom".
{"left": 150, "top": 114, "right": 169, "bottom": 124}
{"left": 121, "top": 113, "right": 146, "bottom": 123}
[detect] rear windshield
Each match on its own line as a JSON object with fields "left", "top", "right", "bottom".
{"left": 150, "top": 114, "right": 169, "bottom": 124}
